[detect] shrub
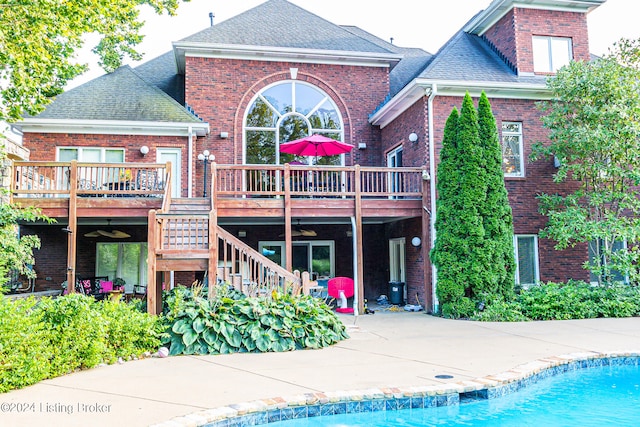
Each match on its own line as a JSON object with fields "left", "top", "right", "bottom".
{"left": 441, "top": 297, "right": 476, "bottom": 319}
{"left": 99, "top": 299, "right": 163, "bottom": 363}
{"left": 37, "top": 294, "right": 108, "bottom": 375}
{"left": 0, "top": 295, "right": 51, "bottom": 393}
{"left": 472, "top": 281, "right": 640, "bottom": 321}
{"left": 162, "top": 284, "right": 349, "bottom": 356}
{"left": 472, "top": 299, "right": 527, "bottom": 322}
{"left": 0, "top": 293, "right": 162, "bottom": 392}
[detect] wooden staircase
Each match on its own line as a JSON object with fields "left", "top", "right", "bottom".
{"left": 146, "top": 197, "right": 303, "bottom": 314}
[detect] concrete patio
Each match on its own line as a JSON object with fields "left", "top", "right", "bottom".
{"left": 2, "top": 311, "right": 640, "bottom": 427}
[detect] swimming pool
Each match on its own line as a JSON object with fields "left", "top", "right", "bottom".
{"left": 266, "top": 362, "right": 640, "bottom": 426}
{"left": 195, "top": 354, "right": 640, "bottom": 427}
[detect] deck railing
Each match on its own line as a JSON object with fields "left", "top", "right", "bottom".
{"left": 11, "top": 161, "right": 424, "bottom": 200}
{"left": 213, "top": 164, "right": 424, "bottom": 199}
{"left": 216, "top": 227, "right": 301, "bottom": 296}
{"left": 11, "top": 161, "right": 169, "bottom": 200}
{"left": 153, "top": 213, "right": 301, "bottom": 296}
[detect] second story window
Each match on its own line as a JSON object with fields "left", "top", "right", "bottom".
{"left": 501, "top": 122, "right": 524, "bottom": 177}
{"left": 244, "top": 81, "right": 344, "bottom": 166}
{"left": 532, "top": 36, "right": 572, "bottom": 73}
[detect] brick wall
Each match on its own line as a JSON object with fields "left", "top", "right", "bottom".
{"left": 483, "top": 8, "right": 590, "bottom": 74}
{"left": 21, "top": 133, "right": 192, "bottom": 197}
{"left": 184, "top": 57, "right": 388, "bottom": 170}
{"left": 427, "top": 95, "right": 588, "bottom": 284}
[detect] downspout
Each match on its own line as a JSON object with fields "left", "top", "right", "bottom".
{"left": 427, "top": 84, "right": 439, "bottom": 313}
{"left": 188, "top": 126, "right": 194, "bottom": 198}
{"left": 350, "top": 216, "right": 359, "bottom": 316}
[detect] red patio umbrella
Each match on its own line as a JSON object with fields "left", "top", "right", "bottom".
{"left": 279, "top": 134, "right": 354, "bottom": 163}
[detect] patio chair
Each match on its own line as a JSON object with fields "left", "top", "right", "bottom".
{"left": 136, "top": 169, "right": 161, "bottom": 196}
{"left": 327, "top": 276, "right": 354, "bottom": 314}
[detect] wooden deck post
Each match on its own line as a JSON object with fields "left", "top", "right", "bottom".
{"left": 66, "top": 160, "right": 78, "bottom": 293}
{"left": 147, "top": 210, "right": 159, "bottom": 314}
{"left": 208, "top": 209, "right": 218, "bottom": 299}
{"left": 354, "top": 165, "right": 364, "bottom": 315}
{"left": 284, "top": 164, "right": 292, "bottom": 272}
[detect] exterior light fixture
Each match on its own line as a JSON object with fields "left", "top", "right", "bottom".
{"left": 411, "top": 236, "right": 422, "bottom": 247}
{"left": 220, "top": 132, "right": 229, "bottom": 139}
{"left": 408, "top": 132, "right": 418, "bottom": 143}
{"left": 197, "top": 150, "right": 215, "bottom": 197}
{"left": 140, "top": 145, "right": 150, "bottom": 156}
{"left": 238, "top": 230, "right": 247, "bottom": 237}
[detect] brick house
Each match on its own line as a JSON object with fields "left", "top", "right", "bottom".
{"left": 12, "top": 0, "right": 605, "bottom": 313}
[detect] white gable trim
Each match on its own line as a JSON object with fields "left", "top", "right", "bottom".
{"left": 18, "top": 119, "right": 210, "bottom": 137}
{"left": 173, "top": 42, "right": 402, "bottom": 74}
{"left": 369, "top": 79, "right": 551, "bottom": 129}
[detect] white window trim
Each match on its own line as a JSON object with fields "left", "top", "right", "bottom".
{"left": 514, "top": 235, "right": 540, "bottom": 287}
{"left": 532, "top": 36, "right": 573, "bottom": 73}
{"left": 56, "top": 146, "right": 125, "bottom": 162}
{"left": 589, "top": 239, "right": 629, "bottom": 285}
{"left": 243, "top": 80, "right": 345, "bottom": 166}
{"left": 501, "top": 122, "right": 525, "bottom": 177}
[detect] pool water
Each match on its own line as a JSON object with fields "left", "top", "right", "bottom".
{"left": 267, "top": 364, "right": 640, "bottom": 426}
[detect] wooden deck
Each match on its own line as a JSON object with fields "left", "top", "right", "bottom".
{"left": 11, "top": 161, "right": 429, "bottom": 314}
{"left": 11, "top": 162, "right": 427, "bottom": 219}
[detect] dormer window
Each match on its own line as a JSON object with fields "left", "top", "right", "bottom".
{"left": 532, "top": 36, "right": 572, "bottom": 73}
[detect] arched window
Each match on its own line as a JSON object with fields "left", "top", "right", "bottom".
{"left": 244, "top": 81, "right": 344, "bottom": 166}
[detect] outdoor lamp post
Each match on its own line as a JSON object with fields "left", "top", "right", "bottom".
{"left": 197, "top": 150, "right": 215, "bottom": 197}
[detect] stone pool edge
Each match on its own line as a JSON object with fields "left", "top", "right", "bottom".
{"left": 150, "top": 351, "right": 640, "bottom": 427}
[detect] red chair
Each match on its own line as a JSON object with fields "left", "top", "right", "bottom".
{"left": 327, "top": 277, "right": 354, "bottom": 314}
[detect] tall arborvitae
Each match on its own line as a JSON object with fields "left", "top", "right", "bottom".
{"left": 432, "top": 92, "right": 517, "bottom": 318}
{"left": 476, "top": 92, "right": 516, "bottom": 301}
{"left": 432, "top": 93, "right": 488, "bottom": 318}
{"left": 455, "top": 92, "right": 488, "bottom": 311}
{"left": 431, "top": 108, "right": 465, "bottom": 311}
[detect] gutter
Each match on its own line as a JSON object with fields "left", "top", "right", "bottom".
{"left": 427, "top": 84, "right": 439, "bottom": 313}
{"left": 188, "top": 126, "right": 194, "bottom": 198}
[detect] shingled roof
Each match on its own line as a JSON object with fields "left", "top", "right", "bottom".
{"left": 416, "top": 30, "right": 546, "bottom": 86}
{"left": 29, "top": 65, "right": 199, "bottom": 123}
{"left": 180, "top": 0, "right": 394, "bottom": 54}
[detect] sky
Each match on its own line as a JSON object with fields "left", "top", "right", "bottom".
{"left": 68, "top": 0, "right": 638, "bottom": 88}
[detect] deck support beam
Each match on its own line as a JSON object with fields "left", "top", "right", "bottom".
{"left": 66, "top": 160, "right": 78, "bottom": 293}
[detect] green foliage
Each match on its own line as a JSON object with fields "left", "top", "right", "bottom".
{"left": 37, "top": 294, "right": 162, "bottom": 375}
{"left": 161, "top": 285, "right": 349, "bottom": 355}
{"left": 472, "top": 299, "right": 528, "bottom": 322}
{"left": 471, "top": 281, "right": 640, "bottom": 321}
{"left": 432, "top": 92, "right": 515, "bottom": 318}
{"left": 441, "top": 297, "right": 476, "bottom": 320}
{"left": 0, "top": 0, "right": 186, "bottom": 121}
{"left": 0, "top": 199, "right": 53, "bottom": 288}
{"left": 476, "top": 92, "right": 516, "bottom": 301}
{"left": 531, "top": 38, "right": 640, "bottom": 285}
{"left": 37, "top": 294, "right": 108, "bottom": 374}
{"left": 0, "top": 294, "right": 162, "bottom": 392}
{"left": 0, "top": 295, "right": 51, "bottom": 393}
{"left": 431, "top": 108, "right": 465, "bottom": 308}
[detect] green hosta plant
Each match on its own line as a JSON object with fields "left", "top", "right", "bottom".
{"left": 161, "top": 284, "right": 349, "bottom": 356}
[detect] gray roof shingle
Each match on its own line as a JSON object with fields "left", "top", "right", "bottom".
{"left": 134, "top": 51, "right": 185, "bottom": 105}
{"left": 31, "top": 66, "right": 201, "bottom": 123}
{"left": 417, "top": 31, "right": 547, "bottom": 86}
{"left": 181, "top": 0, "right": 394, "bottom": 54}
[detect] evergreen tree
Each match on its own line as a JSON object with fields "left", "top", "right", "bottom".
{"left": 431, "top": 108, "right": 466, "bottom": 312}
{"left": 476, "top": 92, "right": 516, "bottom": 300}
{"left": 432, "top": 92, "right": 515, "bottom": 318}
